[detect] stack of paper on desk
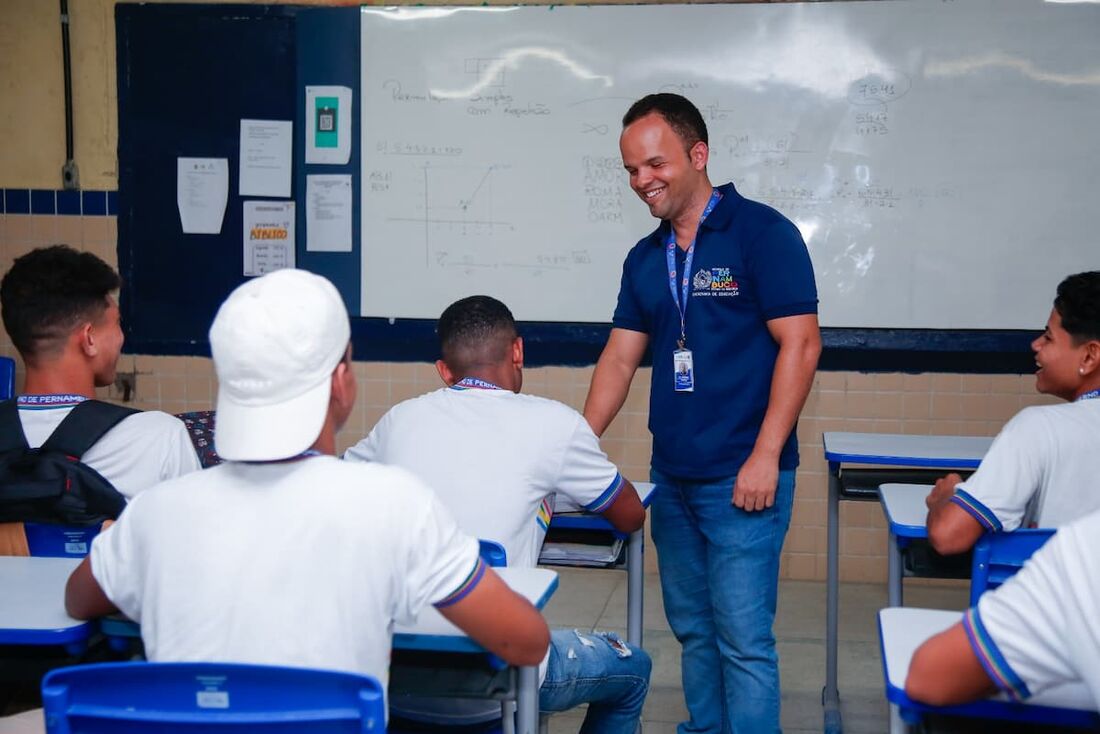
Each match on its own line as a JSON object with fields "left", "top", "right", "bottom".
{"left": 539, "top": 537, "right": 624, "bottom": 567}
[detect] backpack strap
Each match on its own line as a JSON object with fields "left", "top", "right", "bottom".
{"left": 41, "top": 400, "right": 141, "bottom": 458}
{"left": 0, "top": 399, "right": 30, "bottom": 453}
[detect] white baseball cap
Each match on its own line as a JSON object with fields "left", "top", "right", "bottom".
{"left": 209, "top": 269, "right": 351, "bottom": 461}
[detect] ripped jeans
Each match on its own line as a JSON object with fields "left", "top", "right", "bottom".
{"left": 539, "top": 628, "right": 652, "bottom": 734}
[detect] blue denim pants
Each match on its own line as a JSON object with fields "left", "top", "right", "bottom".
{"left": 539, "top": 628, "right": 652, "bottom": 733}
{"left": 650, "top": 468, "right": 796, "bottom": 734}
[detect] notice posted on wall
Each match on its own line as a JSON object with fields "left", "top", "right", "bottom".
{"left": 243, "top": 200, "right": 295, "bottom": 276}
{"left": 305, "top": 174, "right": 352, "bottom": 252}
{"left": 239, "top": 119, "right": 293, "bottom": 198}
{"left": 177, "top": 157, "right": 228, "bottom": 234}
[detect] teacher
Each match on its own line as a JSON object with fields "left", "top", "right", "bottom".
{"left": 583, "top": 93, "right": 821, "bottom": 733}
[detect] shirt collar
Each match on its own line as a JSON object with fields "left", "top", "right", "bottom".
{"left": 644, "top": 181, "right": 741, "bottom": 247}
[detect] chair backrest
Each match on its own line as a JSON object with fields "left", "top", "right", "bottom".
{"left": 478, "top": 538, "right": 507, "bottom": 567}
{"left": 0, "top": 357, "right": 14, "bottom": 400}
{"left": 42, "top": 661, "right": 385, "bottom": 732}
{"left": 24, "top": 522, "right": 101, "bottom": 557}
{"left": 969, "top": 528, "right": 1056, "bottom": 606}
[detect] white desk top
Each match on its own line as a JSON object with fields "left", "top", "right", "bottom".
{"left": 0, "top": 556, "right": 88, "bottom": 634}
{"left": 393, "top": 567, "right": 558, "bottom": 645}
{"left": 879, "top": 483, "right": 932, "bottom": 538}
{"left": 824, "top": 432, "right": 992, "bottom": 468}
{"left": 879, "top": 607, "right": 1095, "bottom": 713}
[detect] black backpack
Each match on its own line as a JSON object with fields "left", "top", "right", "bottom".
{"left": 0, "top": 398, "right": 140, "bottom": 525}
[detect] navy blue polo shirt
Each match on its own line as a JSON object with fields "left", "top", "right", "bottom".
{"left": 612, "top": 182, "right": 818, "bottom": 479}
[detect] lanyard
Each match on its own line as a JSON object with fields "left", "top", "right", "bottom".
{"left": 16, "top": 394, "right": 88, "bottom": 407}
{"left": 665, "top": 189, "right": 723, "bottom": 348}
{"left": 450, "top": 377, "right": 503, "bottom": 391}
{"left": 1078, "top": 389, "right": 1100, "bottom": 402}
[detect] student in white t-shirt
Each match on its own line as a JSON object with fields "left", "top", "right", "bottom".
{"left": 346, "top": 295, "right": 651, "bottom": 733}
{"left": 0, "top": 245, "right": 200, "bottom": 503}
{"left": 906, "top": 509, "right": 1100, "bottom": 710}
{"left": 63, "top": 271, "right": 550, "bottom": 699}
{"left": 924, "top": 271, "right": 1100, "bottom": 555}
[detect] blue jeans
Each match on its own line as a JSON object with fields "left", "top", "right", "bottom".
{"left": 650, "top": 468, "right": 796, "bottom": 734}
{"left": 539, "top": 628, "right": 652, "bottom": 734}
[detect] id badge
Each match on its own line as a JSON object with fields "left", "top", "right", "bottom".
{"left": 673, "top": 348, "right": 695, "bottom": 392}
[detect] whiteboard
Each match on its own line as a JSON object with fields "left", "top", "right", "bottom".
{"left": 360, "top": 0, "right": 1100, "bottom": 328}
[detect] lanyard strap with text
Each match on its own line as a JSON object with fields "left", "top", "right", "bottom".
{"left": 665, "top": 189, "right": 723, "bottom": 348}
{"left": 1078, "top": 389, "right": 1100, "bottom": 402}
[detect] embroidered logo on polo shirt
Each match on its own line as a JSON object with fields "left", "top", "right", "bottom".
{"left": 692, "top": 268, "right": 739, "bottom": 297}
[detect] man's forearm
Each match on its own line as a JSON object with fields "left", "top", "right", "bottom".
{"left": 753, "top": 331, "right": 820, "bottom": 459}
{"left": 584, "top": 354, "right": 634, "bottom": 437}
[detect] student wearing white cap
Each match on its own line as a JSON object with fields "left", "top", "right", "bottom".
{"left": 62, "top": 269, "right": 549, "bottom": 696}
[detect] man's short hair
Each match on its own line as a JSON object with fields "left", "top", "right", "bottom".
{"left": 1054, "top": 271, "right": 1100, "bottom": 343}
{"left": 438, "top": 296, "right": 517, "bottom": 375}
{"left": 622, "top": 93, "right": 709, "bottom": 151}
{"left": 0, "top": 245, "right": 121, "bottom": 358}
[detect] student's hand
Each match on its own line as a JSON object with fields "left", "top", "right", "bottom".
{"left": 926, "top": 473, "right": 963, "bottom": 509}
{"left": 732, "top": 451, "right": 778, "bottom": 512}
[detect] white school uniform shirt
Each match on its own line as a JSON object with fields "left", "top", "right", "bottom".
{"left": 90, "top": 456, "right": 483, "bottom": 698}
{"left": 17, "top": 394, "right": 201, "bottom": 499}
{"left": 949, "top": 397, "right": 1100, "bottom": 532}
{"left": 345, "top": 379, "right": 624, "bottom": 725}
{"left": 345, "top": 379, "right": 624, "bottom": 569}
{"left": 961, "top": 509, "right": 1100, "bottom": 707}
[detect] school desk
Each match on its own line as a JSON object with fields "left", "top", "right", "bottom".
{"left": 540, "top": 481, "right": 656, "bottom": 647}
{"left": 822, "top": 432, "right": 992, "bottom": 733}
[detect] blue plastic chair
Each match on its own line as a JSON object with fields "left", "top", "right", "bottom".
{"left": 41, "top": 661, "right": 385, "bottom": 732}
{"left": 0, "top": 356, "right": 14, "bottom": 400}
{"left": 24, "top": 522, "right": 101, "bottom": 558}
{"left": 969, "top": 528, "right": 1056, "bottom": 605}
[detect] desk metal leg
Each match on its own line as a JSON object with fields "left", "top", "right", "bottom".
{"left": 824, "top": 463, "right": 843, "bottom": 734}
{"left": 517, "top": 665, "right": 539, "bottom": 734}
{"left": 627, "top": 527, "right": 644, "bottom": 648}
{"left": 888, "top": 530, "right": 902, "bottom": 608}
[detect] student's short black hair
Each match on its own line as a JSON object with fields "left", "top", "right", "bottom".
{"left": 1054, "top": 271, "right": 1100, "bottom": 343}
{"left": 0, "top": 245, "right": 121, "bottom": 358}
{"left": 437, "top": 295, "right": 517, "bottom": 375}
{"left": 622, "top": 93, "right": 709, "bottom": 151}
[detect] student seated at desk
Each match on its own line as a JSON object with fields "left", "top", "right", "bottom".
{"left": 0, "top": 246, "right": 200, "bottom": 551}
{"left": 345, "top": 295, "right": 651, "bottom": 734}
{"left": 925, "top": 271, "right": 1100, "bottom": 555}
{"left": 906, "top": 509, "right": 1100, "bottom": 710}
{"left": 63, "top": 271, "right": 549, "bottom": 701}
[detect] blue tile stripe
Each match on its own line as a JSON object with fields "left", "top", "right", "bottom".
{"left": 1, "top": 189, "right": 117, "bottom": 217}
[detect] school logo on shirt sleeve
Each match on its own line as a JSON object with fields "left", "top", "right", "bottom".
{"left": 692, "top": 268, "right": 739, "bottom": 297}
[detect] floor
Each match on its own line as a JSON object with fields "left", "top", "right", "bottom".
{"left": 540, "top": 566, "right": 970, "bottom": 734}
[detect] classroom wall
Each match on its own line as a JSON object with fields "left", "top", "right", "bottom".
{"left": 0, "top": 0, "right": 1050, "bottom": 583}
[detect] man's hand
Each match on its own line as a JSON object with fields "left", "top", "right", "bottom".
{"left": 926, "top": 473, "right": 963, "bottom": 510}
{"left": 732, "top": 451, "right": 779, "bottom": 512}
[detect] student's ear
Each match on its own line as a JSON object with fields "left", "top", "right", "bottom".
{"left": 330, "top": 360, "right": 356, "bottom": 411}
{"left": 1081, "top": 339, "right": 1100, "bottom": 376}
{"left": 512, "top": 337, "right": 524, "bottom": 370}
{"left": 435, "top": 359, "right": 457, "bottom": 386}
{"left": 77, "top": 322, "right": 98, "bottom": 358}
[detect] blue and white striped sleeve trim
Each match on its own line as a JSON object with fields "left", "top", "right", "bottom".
{"left": 583, "top": 473, "right": 625, "bottom": 514}
{"left": 950, "top": 488, "right": 1003, "bottom": 532}
{"left": 961, "top": 607, "right": 1031, "bottom": 701}
{"left": 433, "top": 557, "right": 487, "bottom": 609}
